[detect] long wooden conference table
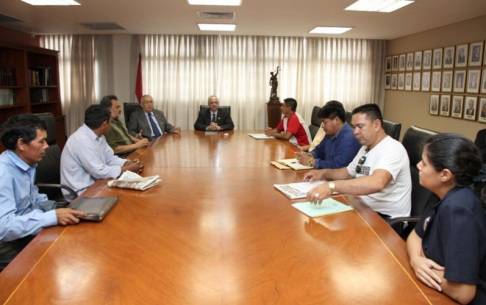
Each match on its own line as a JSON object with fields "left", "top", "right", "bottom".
{"left": 0, "top": 131, "right": 455, "bottom": 304}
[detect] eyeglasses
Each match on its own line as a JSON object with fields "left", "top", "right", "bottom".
{"left": 355, "top": 149, "right": 370, "bottom": 174}
{"left": 143, "top": 100, "right": 154, "bottom": 104}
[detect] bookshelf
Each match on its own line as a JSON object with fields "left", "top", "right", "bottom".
{"left": 0, "top": 42, "right": 66, "bottom": 149}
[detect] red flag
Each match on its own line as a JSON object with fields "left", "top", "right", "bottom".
{"left": 134, "top": 53, "right": 143, "bottom": 103}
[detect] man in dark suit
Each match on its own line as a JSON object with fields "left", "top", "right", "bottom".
{"left": 127, "top": 94, "right": 180, "bottom": 140}
{"left": 194, "top": 95, "right": 234, "bottom": 131}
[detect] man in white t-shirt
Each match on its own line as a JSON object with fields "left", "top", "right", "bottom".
{"left": 303, "top": 104, "right": 411, "bottom": 219}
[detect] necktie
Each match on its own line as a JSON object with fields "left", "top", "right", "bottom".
{"left": 148, "top": 113, "right": 162, "bottom": 138}
{"left": 211, "top": 113, "right": 216, "bottom": 123}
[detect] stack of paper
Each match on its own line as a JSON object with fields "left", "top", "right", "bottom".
{"left": 248, "top": 133, "right": 275, "bottom": 140}
{"left": 292, "top": 199, "right": 353, "bottom": 218}
{"left": 107, "top": 171, "right": 161, "bottom": 191}
{"left": 272, "top": 158, "right": 312, "bottom": 170}
{"left": 274, "top": 181, "right": 326, "bottom": 199}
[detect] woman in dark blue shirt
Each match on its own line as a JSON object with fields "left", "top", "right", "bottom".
{"left": 407, "top": 133, "right": 486, "bottom": 304}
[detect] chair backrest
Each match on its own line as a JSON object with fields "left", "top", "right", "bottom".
{"left": 345, "top": 111, "right": 352, "bottom": 125}
{"left": 123, "top": 103, "right": 143, "bottom": 125}
{"left": 308, "top": 106, "right": 321, "bottom": 140}
{"left": 33, "top": 113, "right": 62, "bottom": 199}
{"left": 382, "top": 119, "right": 402, "bottom": 141}
{"left": 200, "top": 105, "right": 231, "bottom": 115}
{"left": 402, "top": 125, "right": 438, "bottom": 216}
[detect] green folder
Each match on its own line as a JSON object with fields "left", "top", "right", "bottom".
{"left": 292, "top": 199, "right": 353, "bottom": 218}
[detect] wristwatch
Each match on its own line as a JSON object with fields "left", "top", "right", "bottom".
{"left": 328, "top": 182, "right": 336, "bottom": 193}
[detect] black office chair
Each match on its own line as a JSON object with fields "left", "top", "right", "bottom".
{"left": 123, "top": 102, "right": 143, "bottom": 126}
{"left": 345, "top": 111, "right": 352, "bottom": 125}
{"left": 474, "top": 128, "right": 486, "bottom": 163}
{"left": 308, "top": 106, "right": 321, "bottom": 140}
{"left": 199, "top": 105, "right": 231, "bottom": 115}
{"left": 382, "top": 119, "right": 402, "bottom": 141}
{"left": 34, "top": 113, "right": 77, "bottom": 208}
{"left": 388, "top": 126, "right": 439, "bottom": 239}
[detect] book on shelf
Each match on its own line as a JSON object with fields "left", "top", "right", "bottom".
{"left": 29, "top": 66, "right": 52, "bottom": 86}
{"left": 0, "top": 89, "right": 15, "bottom": 106}
{"left": 272, "top": 158, "right": 312, "bottom": 170}
{"left": 30, "top": 88, "right": 49, "bottom": 103}
{"left": 274, "top": 181, "right": 326, "bottom": 199}
{"left": 292, "top": 199, "right": 353, "bottom": 218}
{"left": 107, "top": 171, "right": 161, "bottom": 191}
{"left": 0, "top": 67, "right": 17, "bottom": 86}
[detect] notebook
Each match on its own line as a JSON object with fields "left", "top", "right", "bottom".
{"left": 292, "top": 199, "right": 353, "bottom": 218}
{"left": 274, "top": 181, "right": 326, "bottom": 199}
{"left": 248, "top": 133, "right": 275, "bottom": 140}
{"left": 68, "top": 197, "right": 119, "bottom": 222}
{"left": 274, "top": 158, "right": 313, "bottom": 170}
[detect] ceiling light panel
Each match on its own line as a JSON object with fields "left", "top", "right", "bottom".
{"left": 198, "top": 23, "right": 236, "bottom": 31}
{"left": 22, "top": 0, "right": 80, "bottom": 5}
{"left": 309, "top": 27, "right": 353, "bottom": 34}
{"left": 188, "top": 0, "right": 241, "bottom": 6}
{"left": 345, "top": 0, "right": 414, "bottom": 13}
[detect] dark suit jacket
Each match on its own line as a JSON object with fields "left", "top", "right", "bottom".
{"left": 127, "top": 109, "right": 174, "bottom": 139}
{"left": 194, "top": 108, "right": 234, "bottom": 131}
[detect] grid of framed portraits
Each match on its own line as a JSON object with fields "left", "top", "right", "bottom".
{"left": 385, "top": 40, "right": 486, "bottom": 122}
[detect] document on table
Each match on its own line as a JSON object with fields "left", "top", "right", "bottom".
{"left": 292, "top": 199, "right": 353, "bottom": 218}
{"left": 248, "top": 133, "right": 275, "bottom": 140}
{"left": 274, "top": 158, "right": 312, "bottom": 170}
{"left": 274, "top": 181, "right": 326, "bottom": 199}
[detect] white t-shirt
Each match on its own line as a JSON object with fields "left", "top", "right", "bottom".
{"left": 347, "top": 136, "right": 411, "bottom": 218}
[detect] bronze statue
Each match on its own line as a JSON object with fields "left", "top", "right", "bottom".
{"left": 269, "top": 66, "right": 280, "bottom": 101}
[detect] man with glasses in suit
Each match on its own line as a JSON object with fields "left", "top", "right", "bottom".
{"left": 304, "top": 104, "right": 411, "bottom": 219}
{"left": 194, "top": 95, "right": 234, "bottom": 131}
{"left": 127, "top": 94, "right": 181, "bottom": 140}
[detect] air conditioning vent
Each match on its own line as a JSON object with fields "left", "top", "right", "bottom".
{"left": 79, "top": 22, "right": 125, "bottom": 31}
{"left": 197, "top": 11, "right": 235, "bottom": 20}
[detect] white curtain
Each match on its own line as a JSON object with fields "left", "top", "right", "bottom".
{"left": 41, "top": 35, "right": 113, "bottom": 135}
{"left": 139, "top": 34, "right": 386, "bottom": 130}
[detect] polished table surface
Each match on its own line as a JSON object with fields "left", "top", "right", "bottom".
{"left": 0, "top": 131, "right": 456, "bottom": 304}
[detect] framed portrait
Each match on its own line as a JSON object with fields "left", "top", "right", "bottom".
{"left": 463, "top": 96, "right": 477, "bottom": 121}
{"left": 422, "top": 50, "right": 432, "bottom": 70}
{"left": 406, "top": 53, "right": 414, "bottom": 71}
{"left": 385, "top": 74, "right": 391, "bottom": 89}
{"left": 468, "top": 41, "right": 484, "bottom": 67}
{"left": 431, "top": 71, "right": 441, "bottom": 92}
{"left": 405, "top": 73, "right": 412, "bottom": 91}
{"left": 453, "top": 70, "right": 466, "bottom": 93}
{"left": 481, "top": 69, "right": 486, "bottom": 94}
{"left": 442, "top": 71, "right": 453, "bottom": 92}
{"left": 413, "top": 72, "right": 421, "bottom": 91}
{"left": 451, "top": 96, "right": 464, "bottom": 118}
{"left": 467, "top": 69, "right": 481, "bottom": 94}
{"left": 421, "top": 71, "right": 430, "bottom": 91}
{"left": 385, "top": 56, "right": 391, "bottom": 72}
{"left": 392, "top": 55, "right": 399, "bottom": 72}
{"left": 429, "top": 95, "right": 439, "bottom": 115}
{"left": 399, "top": 54, "right": 406, "bottom": 71}
{"left": 398, "top": 73, "right": 405, "bottom": 90}
{"left": 478, "top": 97, "right": 486, "bottom": 123}
{"left": 443, "top": 46, "right": 455, "bottom": 69}
{"left": 414, "top": 51, "right": 422, "bottom": 71}
{"left": 432, "top": 48, "right": 442, "bottom": 69}
{"left": 456, "top": 44, "right": 468, "bottom": 68}
{"left": 391, "top": 74, "right": 398, "bottom": 90}
{"left": 440, "top": 95, "right": 451, "bottom": 117}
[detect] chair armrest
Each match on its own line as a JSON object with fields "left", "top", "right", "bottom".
{"left": 36, "top": 183, "right": 78, "bottom": 200}
{"left": 387, "top": 216, "right": 421, "bottom": 226}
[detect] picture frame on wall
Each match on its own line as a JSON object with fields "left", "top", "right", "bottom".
{"left": 405, "top": 73, "right": 412, "bottom": 91}
{"left": 478, "top": 97, "right": 486, "bottom": 123}
{"left": 467, "top": 69, "right": 481, "bottom": 94}
{"left": 463, "top": 96, "right": 477, "bottom": 121}
{"left": 429, "top": 95, "right": 439, "bottom": 116}
{"left": 468, "top": 41, "right": 483, "bottom": 67}
{"left": 456, "top": 44, "right": 468, "bottom": 68}
{"left": 399, "top": 54, "right": 406, "bottom": 71}
{"left": 391, "top": 74, "right": 398, "bottom": 90}
{"left": 440, "top": 95, "right": 451, "bottom": 117}
{"left": 398, "top": 73, "right": 405, "bottom": 90}
{"left": 451, "top": 96, "right": 464, "bottom": 118}
{"left": 385, "top": 74, "right": 391, "bottom": 89}
{"left": 421, "top": 71, "right": 431, "bottom": 91}
{"left": 443, "top": 46, "right": 455, "bottom": 69}
{"left": 392, "top": 55, "right": 399, "bottom": 71}
{"left": 431, "top": 71, "right": 441, "bottom": 92}
{"left": 414, "top": 51, "right": 422, "bottom": 71}
{"left": 481, "top": 69, "right": 486, "bottom": 94}
{"left": 432, "top": 48, "right": 442, "bottom": 69}
{"left": 413, "top": 72, "right": 421, "bottom": 91}
{"left": 406, "top": 53, "right": 414, "bottom": 71}
{"left": 385, "top": 57, "right": 391, "bottom": 72}
{"left": 442, "top": 71, "right": 453, "bottom": 92}
{"left": 423, "top": 50, "right": 432, "bottom": 70}
{"left": 453, "top": 70, "right": 466, "bottom": 93}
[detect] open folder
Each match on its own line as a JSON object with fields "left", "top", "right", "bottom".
{"left": 292, "top": 199, "right": 353, "bottom": 218}
{"left": 271, "top": 158, "right": 313, "bottom": 170}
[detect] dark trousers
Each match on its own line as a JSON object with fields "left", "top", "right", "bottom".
{"left": 0, "top": 235, "right": 35, "bottom": 271}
